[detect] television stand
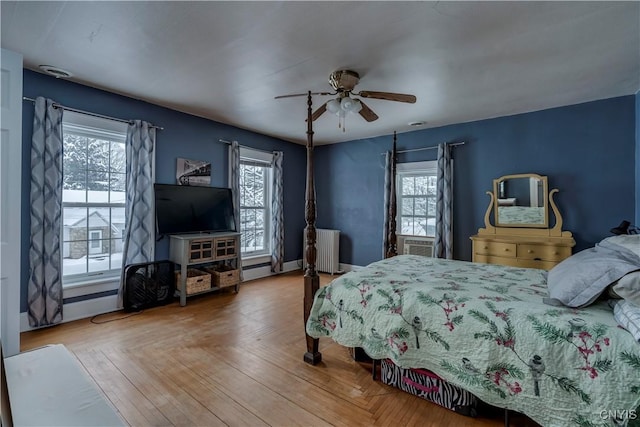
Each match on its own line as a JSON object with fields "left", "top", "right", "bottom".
{"left": 169, "top": 232, "right": 241, "bottom": 306}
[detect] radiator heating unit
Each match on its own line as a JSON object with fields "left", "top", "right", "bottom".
{"left": 401, "top": 236, "right": 434, "bottom": 258}
{"left": 303, "top": 229, "right": 341, "bottom": 274}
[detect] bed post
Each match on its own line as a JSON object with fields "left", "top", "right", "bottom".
{"left": 303, "top": 91, "right": 322, "bottom": 365}
{"left": 385, "top": 131, "right": 398, "bottom": 258}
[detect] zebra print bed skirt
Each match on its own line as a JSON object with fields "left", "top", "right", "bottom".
{"left": 381, "top": 359, "right": 479, "bottom": 417}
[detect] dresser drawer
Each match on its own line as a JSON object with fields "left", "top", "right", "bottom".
{"left": 516, "top": 258, "right": 559, "bottom": 270}
{"left": 474, "top": 241, "right": 517, "bottom": 258}
{"left": 473, "top": 254, "right": 518, "bottom": 267}
{"left": 517, "top": 244, "right": 571, "bottom": 262}
{"left": 474, "top": 254, "right": 558, "bottom": 270}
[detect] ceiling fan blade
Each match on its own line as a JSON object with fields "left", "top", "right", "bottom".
{"left": 274, "top": 91, "right": 335, "bottom": 100}
{"left": 274, "top": 93, "right": 306, "bottom": 99}
{"left": 311, "top": 102, "right": 328, "bottom": 121}
{"left": 357, "top": 91, "right": 417, "bottom": 103}
{"left": 358, "top": 101, "right": 379, "bottom": 122}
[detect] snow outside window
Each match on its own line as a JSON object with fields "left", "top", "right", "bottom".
{"left": 239, "top": 147, "right": 272, "bottom": 257}
{"left": 61, "top": 112, "right": 128, "bottom": 286}
{"left": 396, "top": 161, "right": 438, "bottom": 237}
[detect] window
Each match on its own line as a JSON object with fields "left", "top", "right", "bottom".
{"left": 238, "top": 147, "right": 272, "bottom": 256}
{"left": 397, "top": 161, "right": 437, "bottom": 237}
{"left": 61, "top": 111, "right": 128, "bottom": 285}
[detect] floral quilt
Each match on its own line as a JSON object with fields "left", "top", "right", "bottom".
{"left": 306, "top": 255, "right": 640, "bottom": 427}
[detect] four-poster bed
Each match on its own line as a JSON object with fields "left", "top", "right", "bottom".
{"left": 301, "top": 90, "right": 403, "bottom": 363}
{"left": 303, "top": 92, "right": 322, "bottom": 365}
{"left": 300, "top": 92, "right": 640, "bottom": 426}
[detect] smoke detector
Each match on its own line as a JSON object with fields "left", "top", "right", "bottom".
{"left": 39, "top": 65, "right": 73, "bottom": 79}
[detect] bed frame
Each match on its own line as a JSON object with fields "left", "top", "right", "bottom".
{"left": 302, "top": 92, "right": 322, "bottom": 365}
{"left": 300, "top": 101, "right": 513, "bottom": 426}
{"left": 302, "top": 92, "right": 398, "bottom": 365}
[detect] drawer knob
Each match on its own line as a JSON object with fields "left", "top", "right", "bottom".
{"left": 483, "top": 246, "right": 488, "bottom": 249}
{"left": 527, "top": 249, "right": 533, "bottom": 254}
{"left": 554, "top": 251, "right": 559, "bottom": 255}
{"left": 504, "top": 248, "right": 509, "bottom": 252}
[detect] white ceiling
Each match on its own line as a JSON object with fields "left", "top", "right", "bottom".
{"left": 1, "top": 1, "right": 638, "bottom": 145}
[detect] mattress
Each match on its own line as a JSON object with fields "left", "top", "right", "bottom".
{"left": 4, "top": 344, "right": 125, "bottom": 427}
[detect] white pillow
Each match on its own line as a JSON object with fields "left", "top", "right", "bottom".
{"left": 611, "top": 271, "right": 640, "bottom": 306}
{"left": 613, "top": 299, "right": 640, "bottom": 343}
{"left": 602, "top": 234, "right": 640, "bottom": 257}
{"left": 546, "top": 242, "right": 639, "bottom": 308}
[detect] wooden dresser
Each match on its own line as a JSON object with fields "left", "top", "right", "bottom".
{"left": 470, "top": 234, "right": 573, "bottom": 270}
{"left": 471, "top": 174, "right": 575, "bottom": 271}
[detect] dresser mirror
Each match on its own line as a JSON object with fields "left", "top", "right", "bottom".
{"left": 471, "top": 173, "right": 574, "bottom": 271}
{"left": 494, "top": 173, "right": 549, "bottom": 228}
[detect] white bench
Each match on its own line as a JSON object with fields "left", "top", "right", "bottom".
{"left": 2, "top": 344, "right": 125, "bottom": 427}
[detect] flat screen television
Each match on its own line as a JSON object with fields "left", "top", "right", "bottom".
{"left": 154, "top": 184, "right": 236, "bottom": 235}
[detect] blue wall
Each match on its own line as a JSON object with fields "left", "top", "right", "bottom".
{"left": 315, "top": 96, "right": 637, "bottom": 267}
{"left": 18, "top": 70, "right": 639, "bottom": 309}
{"left": 21, "top": 69, "right": 306, "bottom": 311}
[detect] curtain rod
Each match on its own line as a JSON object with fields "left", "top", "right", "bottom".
{"left": 23, "top": 96, "right": 164, "bottom": 130}
{"left": 380, "top": 141, "right": 465, "bottom": 155}
{"left": 218, "top": 139, "right": 276, "bottom": 155}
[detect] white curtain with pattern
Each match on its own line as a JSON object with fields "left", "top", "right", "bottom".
{"left": 27, "top": 97, "right": 64, "bottom": 327}
{"left": 228, "top": 141, "right": 243, "bottom": 280}
{"left": 119, "top": 120, "right": 156, "bottom": 307}
{"left": 433, "top": 143, "right": 454, "bottom": 259}
{"left": 271, "top": 151, "right": 284, "bottom": 272}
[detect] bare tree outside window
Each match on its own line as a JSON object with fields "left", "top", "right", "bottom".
{"left": 239, "top": 160, "right": 270, "bottom": 255}
{"left": 398, "top": 172, "right": 437, "bottom": 237}
{"left": 61, "top": 123, "right": 126, "bottom": 283}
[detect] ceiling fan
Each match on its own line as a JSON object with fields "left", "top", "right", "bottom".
{"left": 275, "top": 70, "right": 416, "bottom": 129}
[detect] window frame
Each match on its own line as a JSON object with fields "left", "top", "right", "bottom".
{"left": 61, "top": 111, "right": 128, "bottom": 288}
{"left": 238, "top": 146, "right": 273, "bottom": 258}
{"left": 396, "top": 160, "right": 438, "bottom": 238}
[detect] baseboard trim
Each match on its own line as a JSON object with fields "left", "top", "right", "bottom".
{"left": 20, "top": 294, "right": 120, "bottom": 332}
{"left": 242, "top": 259, "right": 302, "bottom": 282}
{"left": 339, "top": 263, "right": 364, "bottom": 272}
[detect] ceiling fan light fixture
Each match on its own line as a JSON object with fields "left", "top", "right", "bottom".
{"left": 340, "top": 97, "right": 354, "bottom": 111}
{"left": 351, "top": 99, "right": 362, "bottom": 113}
{"left": 276, "top": 69, "right": 415, "bottom": 130}
{"left": 340, "top": 97, "right": 361, "bottom": 113}
{"left": 326, "top": 98, "right": 341, "bottom": 114}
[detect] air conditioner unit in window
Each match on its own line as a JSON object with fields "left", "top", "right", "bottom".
{"left": 402, "top": 236, "right": 434, "bottom": 257}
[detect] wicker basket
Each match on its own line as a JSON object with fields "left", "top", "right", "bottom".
{"left": 204, "top": 266, "right": 240, "bottom": 288}
{"left": 215, "top": 269, "right": 240, "bottom": 288}
{"left": 175, "top": 268, "right": 211, "bottom": 295}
